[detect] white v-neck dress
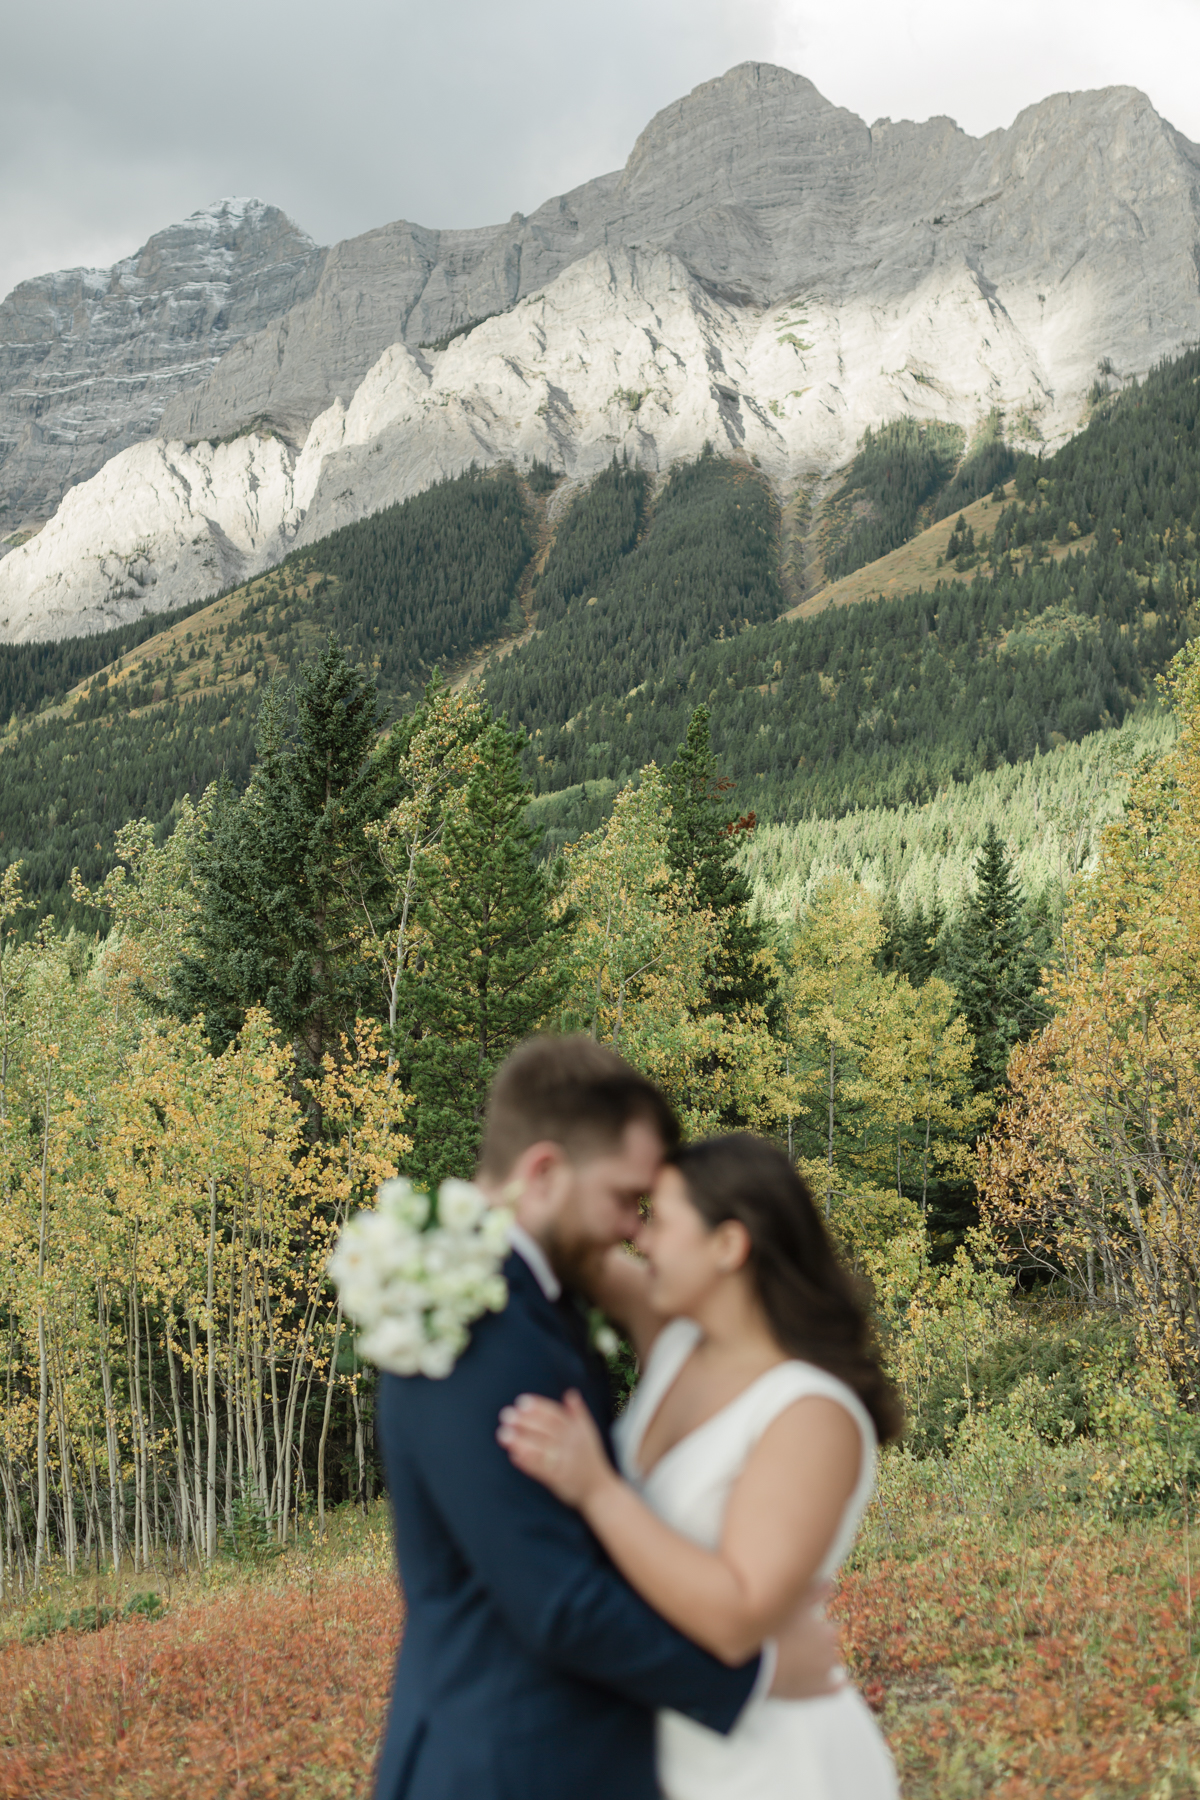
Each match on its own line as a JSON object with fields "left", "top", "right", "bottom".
{"left": 612, "top": 1318, "right": 899, "bottom": 1800}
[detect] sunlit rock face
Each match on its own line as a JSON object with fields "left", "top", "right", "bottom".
{"left": 0, "top": 434, "right": 298, "bottom": 642}
{"left": 5, "top": 64, "right": 1200, "bottom": 641}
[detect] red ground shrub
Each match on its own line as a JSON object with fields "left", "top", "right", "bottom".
{"left": 3, "top": 1521, "right": 1196, "bottom": 1798}
{"left": 0, "top": 1573, "right": 400, "bottom": 1800}
{"left": 836, "top": 1524, "right": 1200, "bottom": 1796}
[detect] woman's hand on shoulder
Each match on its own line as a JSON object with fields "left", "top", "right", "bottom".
{"left": 497, "top": 1389, "right": 617, "bottom": 1510}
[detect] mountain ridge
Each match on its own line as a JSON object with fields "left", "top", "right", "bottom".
{"left": 1, "top": 331, "right": 1197, "bottom": 933}
{"left": 4, "top": 63, "right": 1200, "bottom": 642}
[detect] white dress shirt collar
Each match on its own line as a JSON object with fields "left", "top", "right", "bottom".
{"left": 508, "top": 1221, "right": 562, "bottom": 1301}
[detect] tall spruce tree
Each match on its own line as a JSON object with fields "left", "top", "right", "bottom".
{"left": 665, "top": 705, "right": 774, "bottom": 1018}
{"left": 172, "top": 636, "right": 386, "bottom": 1080}
{"left": 950, "top": 824, "right": 1047, "bottom": 1093}
{"left": 401, "top": 717, "right": 564, "bottom": 1188}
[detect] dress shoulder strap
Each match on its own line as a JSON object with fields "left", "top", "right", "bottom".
{"left": 737, "top": 1360, "right": 879, "bottom": 1461}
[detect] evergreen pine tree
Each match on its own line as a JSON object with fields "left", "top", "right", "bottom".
{"left": 401, "top": 718, "right": 564, "bottom": 1188}
{"left": 950, "top": 824, "right": 1047, "bottom": 1093}
{"left": 880, "top": 897, "right": 946, "bottom": 988}
{"left": 665, "top": 706, "right": 774, "bottom": 1017}
{"left": 172, "top": 636, "right": 387, "bottom": 1080}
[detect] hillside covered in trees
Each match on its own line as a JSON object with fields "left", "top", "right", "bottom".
{"left": 3, "top": 346, "right": 1200, "bottom": 933}
{"left": 485, "top": 449, "right": 782, "bottom": 740}
{"left": 0, "top": 469, "right": 540, "bottom": 927}
{"left": 510, "top": 349, "right": 1199, "bottom": 827}
{"left": 1, "top": 368, "right": 1197, "bottom": 1702}
{"left": 5, "top": 612, "right": 1200, "bottom": 1599}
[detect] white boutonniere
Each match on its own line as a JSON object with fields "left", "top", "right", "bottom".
{"left": 328, "top": 1177, "right": 513, "bottom": 1379}
{"left": 587, "top": 1308, "right": 621, "bottom": 1362}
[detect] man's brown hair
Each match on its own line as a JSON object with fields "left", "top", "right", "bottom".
{"left": 478, "top": 1036, "right": 680, "bottom": 1179}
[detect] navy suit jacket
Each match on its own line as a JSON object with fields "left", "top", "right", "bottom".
{"left": 373, "top": 1250, "right": 760, "bottom": 1800}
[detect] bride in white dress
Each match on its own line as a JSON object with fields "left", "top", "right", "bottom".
{"left": 498, "top": 1134, "right": 901, "bottom": 1800}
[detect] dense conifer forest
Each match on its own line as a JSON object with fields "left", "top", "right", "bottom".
{"left": 531, "top": 456, "right": 648, "bottom": 623}
{"left": 820, "top": 417, "right": 965, "bottom": 580}
{"left": 0, "top": 470, "right": 537, "bottom": 926}
{"left": 0, "top": 694, "right": 260, "bottom": 930}
{"left": 485, "top": 448, "right": 782, "bottom": 740}
{"left": 0, "top": 594, "right": 218, "bottom": 725}
{"left": 290, "top": 468, "right": 533, "bottom": 702}
{"left": 812, "top": 410, "right": 1018, "bottom": 588}
{"left": 532, "top": 538, "right": 1179, "bottom": 818}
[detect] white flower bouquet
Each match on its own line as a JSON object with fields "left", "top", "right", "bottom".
{"left": 328, "top": 1176, "right": 513, "bottom": 1379}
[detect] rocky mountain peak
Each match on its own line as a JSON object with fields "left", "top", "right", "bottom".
{"left": 120, "top": 197, "right": 312, "bottom": 279}
{"left": 0, "top": 200, "right": 322, "bottom": 531}
{"left": 616, "top": 61, "right": 860, "bottom": 207}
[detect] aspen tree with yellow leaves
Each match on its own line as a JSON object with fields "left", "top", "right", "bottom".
{"left": 363, "top": 680, "right": 485, "bottom": 1053}
{"left": 556, "top": 766, "right": 787, "bottom": 1133}
{"left": 981, "top": 641, "right": 1200, "bottom": 1391}
{"left": 781, "top": 876, "right": 982, "bottom": 1262}
{"left": 0, "top": 850, "right": 410, "bottom": 1589}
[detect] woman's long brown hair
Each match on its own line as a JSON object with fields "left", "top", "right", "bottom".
{"left": 669, "top": 1135, "right": 903, "bottom": 1444}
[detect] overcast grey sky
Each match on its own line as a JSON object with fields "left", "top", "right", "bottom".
{"left": 4, "top": 0, "right": 1200, "bottom": 303}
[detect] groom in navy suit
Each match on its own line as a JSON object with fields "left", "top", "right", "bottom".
{"left": 375, "top": 1036, "right": 838, "bottom": 1800}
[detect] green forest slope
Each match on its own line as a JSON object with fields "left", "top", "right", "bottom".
{"left": 0, "top": 468, "right": 541, "bottom": 925}
{"left": 518, "top": 350, "right": 1199, "bottom": 831}
{"left": 4, "top": 347, "right": 1200, "bottom": 925}
{"left": 742, "top": 707, "right": 1178, "bottom": 923}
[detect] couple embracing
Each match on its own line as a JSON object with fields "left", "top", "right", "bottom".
{"left": 374, "top": 1036, "right": 901, "bottom": 1800}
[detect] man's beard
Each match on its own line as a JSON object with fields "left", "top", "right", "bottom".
{"left": 538, "top": 1220, "right": 610, "bottom": 1299}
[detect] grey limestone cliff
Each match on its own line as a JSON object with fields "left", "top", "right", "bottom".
{"left": 5, "top": 63, "right": 1200, "bottom": 643}
{"left": 154, "top": 66, "right": 1200, "bottom": 453}
{"left": 0, "top": 198, "right": 321, "bottom": 531}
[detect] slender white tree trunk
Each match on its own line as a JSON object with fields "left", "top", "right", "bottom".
{"left": 51, "top": 1345, "right": 77, "bottom": 1576}
{"left": 33, "top": 1075, "right": 51, "bottom": 1586}
{"left": 279, "top": 1298, "right": 318, "bottom": 1543}
{"left": 128, "top": 1278, "right": 148, "bottom": 1570}
{"left": 205, "top": 1178, "right": 219, "bottom": 1563}
{"left": 187, "top": 1315, "right": 205, "bottom": 1554}
{"left": 165, "top": 1312, "right": 194, "bottom": 1561}
{"left": 144, "top": 1301, "right": 161, "bottom": 1553}
{"left": 226, "top": 1266, "right": 239, "bottom": 1528}
{"left": 317, "top": 1299, "right": 343, "bottom": 1537}
{"left": 34, "top": 1313, "right": 49, "bottom": 1586}
{"left": 97, "top": 1285, "right": 122, "bottom": 1573}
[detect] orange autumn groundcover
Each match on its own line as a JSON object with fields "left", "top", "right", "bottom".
{"left": 0, "top": 1517, "right": 1196, "bottom": 1799}
{"left": 0, "top": 1572, "right": 399, "bottom": 1800}
{"left": 840, "top": 1528, "right": 1200, "bottom": 1796}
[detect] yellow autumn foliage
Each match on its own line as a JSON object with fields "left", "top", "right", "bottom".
{"left": 981, "top": 641, "right": 1200, "bottom": 1390}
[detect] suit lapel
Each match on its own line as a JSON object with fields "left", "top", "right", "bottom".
{"left": 503, "top": 1252, "right": 614, "bottom": 1427}
{"left": 558, "top": 1291, "right": 614, "bottom": 1425}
